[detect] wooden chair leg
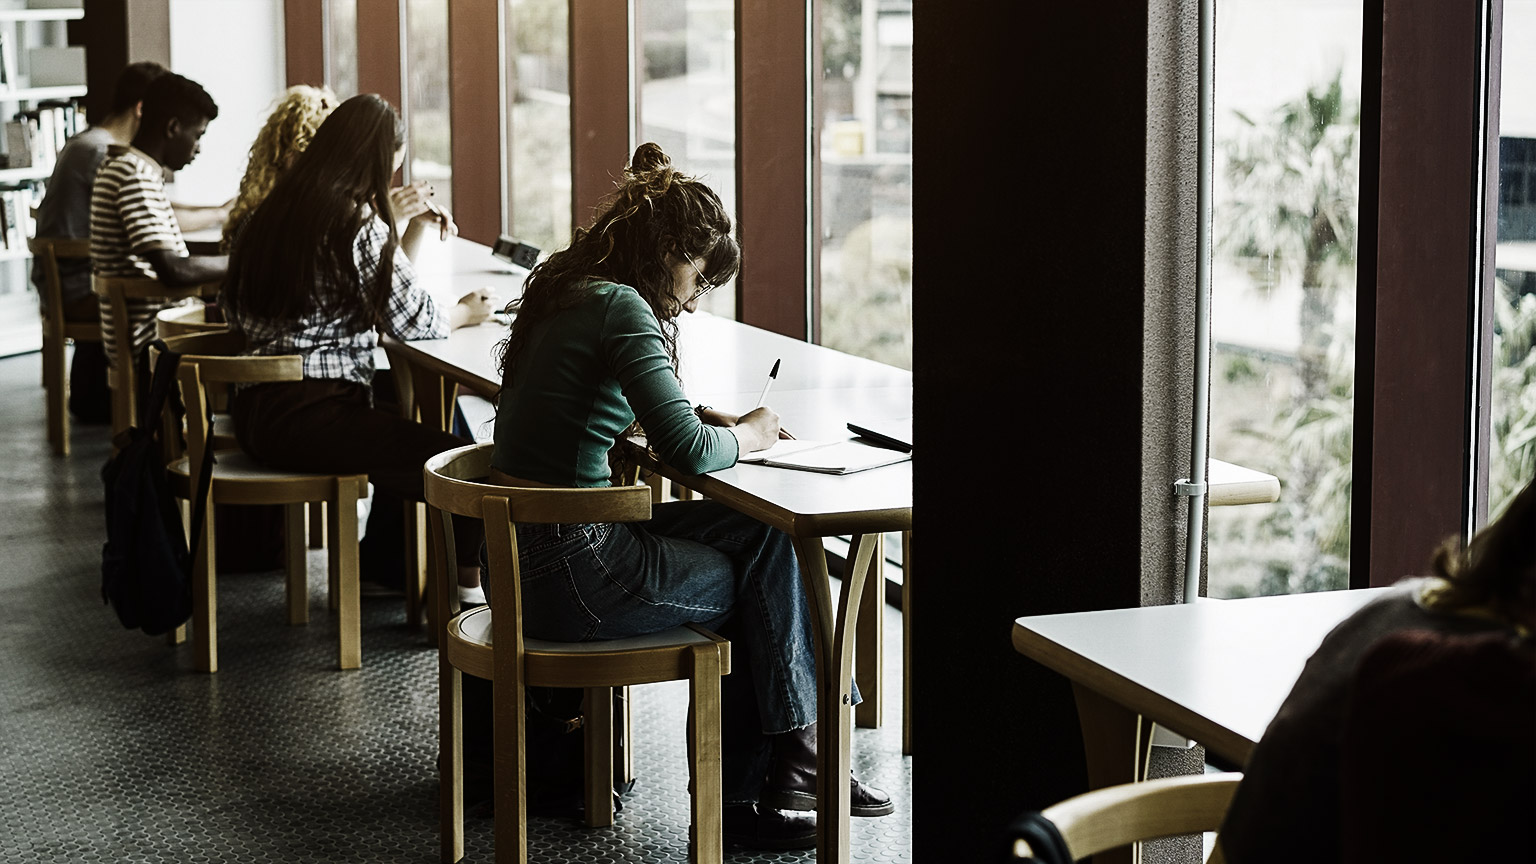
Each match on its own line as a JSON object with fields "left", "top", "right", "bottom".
{"left": 43, "top": 335, "right": 68, "bottom": 456}
{"left": 192, "top": 497, "right": 218, "bottom": 673}
{"left": 329, "top": 478, "right": 362, "bottom": 670}
{"left": 615, "top": 686, "right": 635, "bottom": 787}
{"left": 689, "top": 644, "right": 724, "bottom": 864}
{"left": 308, "top": 501, "right": 324, "bottom": 549}
{"left": 584, "top": 686, "right": 616, "bottom": 828}
{"left": 405, "top": 500, "right": 427, "bottom": 630}
{"left": 284, "top": 503, "right": 308, "bottom": 625}
{"left": 440, "top": 663, "right": 465, "bottom": 864}
{"left": 168, "top": 498, "right": 190, "bottom": 646}
{"left": 902, "top": 530, "right": 912, "bottom": 755}
{"left": 493, "top": 676, "right": 528, "bottom": 864}
{"left": 855, "top": 534, "right": 885, "bottom": 729}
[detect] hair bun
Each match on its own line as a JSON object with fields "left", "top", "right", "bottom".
{"left": 629, "top": 142, "right": 672, "bottom": 175}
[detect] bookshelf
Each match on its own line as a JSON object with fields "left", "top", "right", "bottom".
{"left": 0, "top": 3, "right": 85, "bottom": 357}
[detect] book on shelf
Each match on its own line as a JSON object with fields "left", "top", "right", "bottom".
{"left": 0, "top": 185, "right": 34, "bottom": 250}
{"left": 2, "top": 101, "right": 79, "bottom": 173}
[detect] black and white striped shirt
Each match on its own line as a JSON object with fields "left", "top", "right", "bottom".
{"left": 89, "top": 145, "right": 189, "bottom": 369}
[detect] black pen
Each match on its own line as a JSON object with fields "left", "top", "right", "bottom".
{"left": 754, "top": 359, "right": 780, "bottom": 408}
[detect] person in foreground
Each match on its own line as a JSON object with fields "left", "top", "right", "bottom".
{"left": 1216, "top": 477, "right": 1535, "bottom": 862}
{"left": 490, "top": 142, "right": 892, "bottom": 849}
{"left": 220, "top": 93, "right": 492, "bottom": 603}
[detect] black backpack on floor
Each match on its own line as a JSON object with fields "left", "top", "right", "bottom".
{"left": 100, "top": 339, "right": 213, "bottom": 636}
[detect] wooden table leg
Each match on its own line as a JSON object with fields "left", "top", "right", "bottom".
{"left": 791, "top": 533, "right": 878, "bottom": 864}
{"left": 1071, "top": 682, "right": 1155, "bottom": 864}
{"left": 855, "top": 534, "right": 885, "bottom": 729}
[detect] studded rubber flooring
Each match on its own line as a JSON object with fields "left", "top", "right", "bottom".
{"left": 0, "top": 351, "right": 912, "bottom": 863}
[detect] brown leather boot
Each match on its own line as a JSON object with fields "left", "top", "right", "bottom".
{"left": 759, "top": 723, "right": 895, "bottom": 817}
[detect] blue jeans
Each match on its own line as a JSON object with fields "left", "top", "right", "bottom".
{"left": 514, "top": 499, "right": 838, "bottom": 736}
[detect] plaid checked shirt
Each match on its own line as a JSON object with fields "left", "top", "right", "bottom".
{"left": 229, "top": 215, "right": 448, "bottom": 387}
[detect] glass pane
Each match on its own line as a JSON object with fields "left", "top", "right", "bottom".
{"left": 407, "top": 0, "right": 453, "bottom": 213}
{"left": 327, "top": 0, "right": 358, "bottom": 98}
{"left": 818, "top": 0, "right": 913, "bottom": 370}
{"left": 506, "top": 0, "right": 572, "bottom": 254}
{"left": 1491, "top": 0, "right": 1536, "bottom": 520}
{"left": 1206, "top": 0, "right": 1363, "bottom": 598}
{"left": 638, "top": 0, "right": 737, "bottom": 318}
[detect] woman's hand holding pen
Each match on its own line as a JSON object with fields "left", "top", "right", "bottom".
{"left": 720, "top": 406, "right": 790, "bottom": 454}
{"left": 449, "top": 290, "right": 498, "bottom": 329}
{"left": 698, "top": 406, "right": 794, "bottom": 445}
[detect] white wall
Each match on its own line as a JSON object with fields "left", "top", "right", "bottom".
{"left": 164, "top": 0, "right": 286, "bottom": 205}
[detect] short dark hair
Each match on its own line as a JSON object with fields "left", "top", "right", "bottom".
{"left": 108, "top": 61, "right": 167, "bottom": 116}
{"left": 139, "top": 71, "right": 218, "bottom": 133}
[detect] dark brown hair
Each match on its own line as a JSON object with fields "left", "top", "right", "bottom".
{"left": 222, "top": 94, "right": 403, "bottom": 331}
{"left": 497, "top": 142, "right": 740, "bottom": 387}
{"left": 1426, "top": 477, "right": 1536, "bottom": 627}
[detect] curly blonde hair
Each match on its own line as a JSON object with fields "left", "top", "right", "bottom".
{"left": 222, "top": 84, "right": 337, "bottom": 249}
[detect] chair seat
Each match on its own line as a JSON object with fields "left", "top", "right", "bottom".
{"left": 210, "top": 413, "right": 236, "bottom": 450}
{"left": 169, "top": 450, "right": 365, "bottom": 505}
{"left": 446, "top": 605, "right": 730, "bottom": 686}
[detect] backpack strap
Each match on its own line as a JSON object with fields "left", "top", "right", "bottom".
{"left": 142, "top": 338, "right": 217, "bottom": 561}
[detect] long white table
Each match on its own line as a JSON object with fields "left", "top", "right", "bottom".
{"left": 391, "top": 243, "right": 913, "bottom": 864}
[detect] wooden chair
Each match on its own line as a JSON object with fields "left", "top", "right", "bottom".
{"left": 1009, "top": 773, "right": 1241, "bottom": 863}
{"left": 94, "top": 273, "right": 218, "bottom": 445}
{"left": 30, "top": 236, "right": 99, "bottom": 456}
{"left": 155, "top": 304, "right": 235, "bottom": 453}
{"left": 156, "top": 331, "right": 367, "bottom": 673}
{"left": 424, "top": 443, "right": 730, "bottom": 864}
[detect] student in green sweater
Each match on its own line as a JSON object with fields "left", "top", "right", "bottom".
{"left": 492, "top": 142, "right": 892, "bottom": 849}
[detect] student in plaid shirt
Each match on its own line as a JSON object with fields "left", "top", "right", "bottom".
{"left": 220, "top": 94, "right": 495, "bottom": 604}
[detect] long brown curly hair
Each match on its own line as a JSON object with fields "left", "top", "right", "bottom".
{"left": 221, "top": 84, "right": 337, "bottom": 250}
{"left": 496, "top": 142, "right": 741, "bottom": 388}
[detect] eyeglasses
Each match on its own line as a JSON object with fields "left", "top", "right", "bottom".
{"left": 683, "top": 251, "right": 718, "bottom": 302}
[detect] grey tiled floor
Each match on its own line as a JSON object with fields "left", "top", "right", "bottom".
{"left": 0, "top": 350, "right": 912, "bottom": 863}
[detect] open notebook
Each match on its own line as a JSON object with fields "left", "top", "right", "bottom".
{"left": 738, "top": 438, "right": 912, "bottom": 475}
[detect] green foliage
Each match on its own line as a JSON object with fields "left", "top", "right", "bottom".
{"left": 1223, "top": 354, "right": 1259, "bottom": 384}
{"left": 1491, "top": 278, "right": 1536, "bottom": 517}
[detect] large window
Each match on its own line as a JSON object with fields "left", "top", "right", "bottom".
{"left": 1206, "top": 0, "right": 1364, "bottom": 598}
{"left": 506, "top": 0, "right": 572, "bottom": 254}
{"left": 1492, "top": 0, "right": 1536, "bottom": 519}
{"left": 639, "top": 0, "right": 737, "bottom": 318}
{"left": 818, "top": 0, "right": 913, "bottom": 370}
{"left": 326, "top": 0, "right": 358, "bottom": 98}
{"left": 406, "top": 0, "right": 453, "bottom": 213}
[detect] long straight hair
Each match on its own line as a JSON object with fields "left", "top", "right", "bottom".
{"left": 223, "top": 93, "right": 402, "bottom": 330}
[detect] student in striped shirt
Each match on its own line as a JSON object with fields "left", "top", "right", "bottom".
{"left": 89, "top": 71, "right": 228, "bottom": 392}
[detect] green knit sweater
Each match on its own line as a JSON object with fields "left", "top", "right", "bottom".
{"left": 491, "top": 281, "right": 738, "bottom": 487}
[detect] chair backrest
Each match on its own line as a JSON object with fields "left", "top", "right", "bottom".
{"left": 422, "top": 443, "right": 653, "bottom": 655}
{"left": 94, "top": 274, "right": 219, "bottom": 439}
{"left": 29, "top": 236, "right": 91, "bottom": 338}
{"left": 1010, "top": 772, "right": 1241, "bottom": 863}
{"left": 155, "top": 303, "right": 227, "bottom": 340}
{"left": 153, "top": 331, "right": 302, "bottom": 470}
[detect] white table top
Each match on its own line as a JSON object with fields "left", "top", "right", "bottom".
{"left": 1011, "top": 588, "right": 1387, "bottom": 765}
